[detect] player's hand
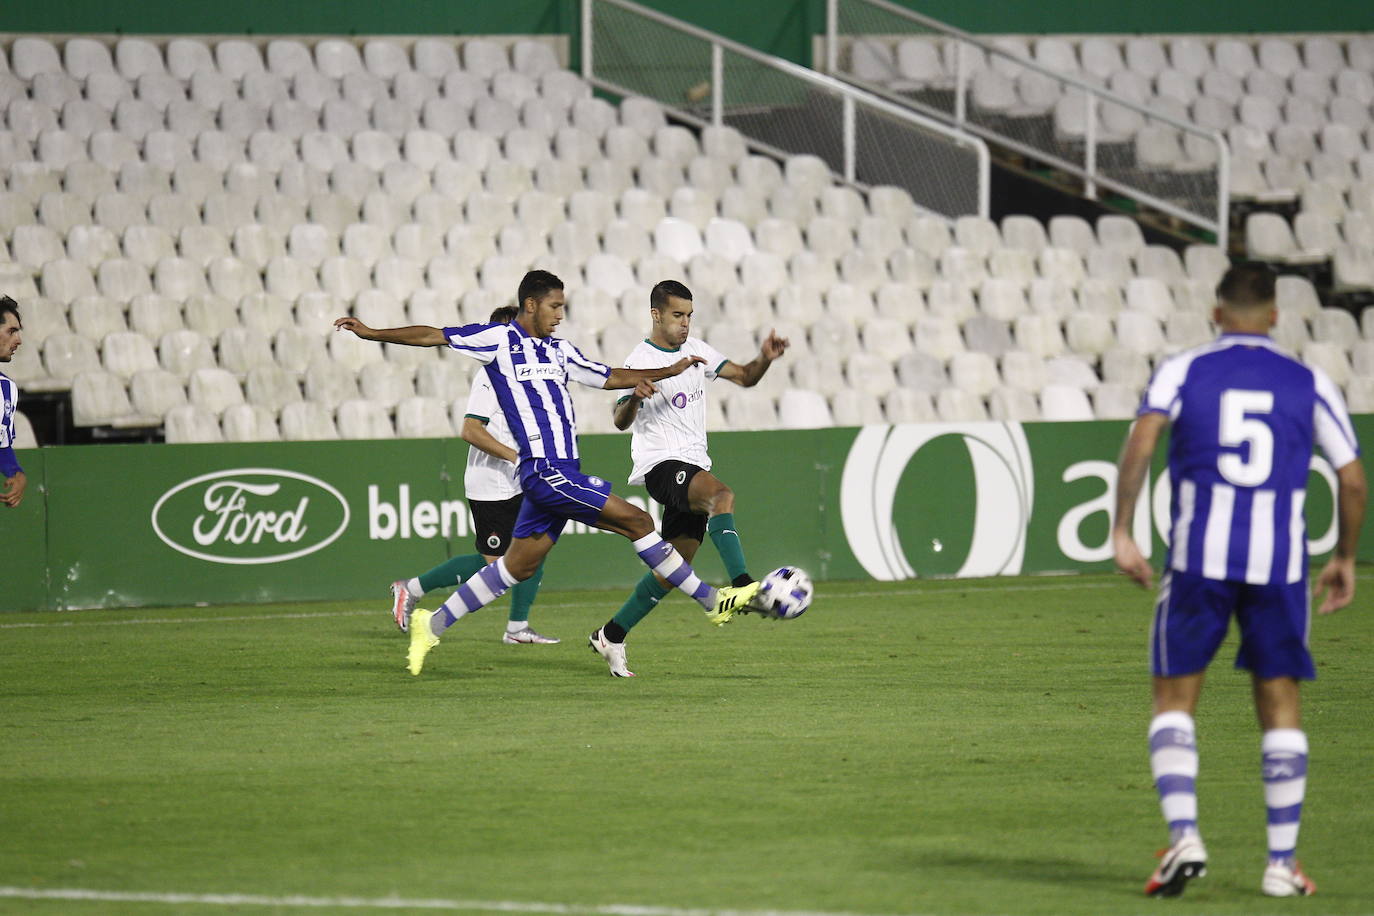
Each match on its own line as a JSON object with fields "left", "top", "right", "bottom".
{"left": 1112, "top": 528, "right": 1152, "bottom": 589}
{"left": 333, "top": 317, "right": 373, "bottom": 339}
{"left": 632, "top": 379, "right": 657, "bottom": 400}
{"left": 1314, "top": 555, "right": 1356, "bottom": 614}
{"left": 667, "top": 356, "right": 706, "bottom": 376}
{"left": 1, "top": 471, "right": 26, "bottom": 508}
{"left": 760, "top": 330, "right": 789, "bottom": 360}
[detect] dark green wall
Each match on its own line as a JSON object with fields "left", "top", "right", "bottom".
{"left": 4, "top": 0, "right": 1370, "bottom": 60}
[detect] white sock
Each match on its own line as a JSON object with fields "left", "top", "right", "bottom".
{"left": 405, "top": 577, "right": 423, "bottom": 599}
{"left": 506, "top": 620, "right": 527, "bottom": 633}
{"left": 1149, "top": 711, "right": 1200, "bottom": 843}
{"left": 1262, "top": 728, "right": 1308, "bottom": 864}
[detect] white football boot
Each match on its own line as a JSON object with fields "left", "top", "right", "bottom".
{"left": 588, "top": 628, "right": 635, "bottom": 677}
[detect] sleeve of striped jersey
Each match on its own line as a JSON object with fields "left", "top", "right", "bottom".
{"left": 1139, "top": 353, "right": 1189, "bottom": 416}
{"left": 560, "top": 340, "right": 612, "bottom": 388}
{"left": 463, "top": 377, "right": 496, "bottom": 423}
{"left": 0, "top": 381, "right": 20, "bottom": 474}
{"left": 441, "top": 323, "right": 503, "bottom": 363}
{"left": 1311, "top": 366, "right": 1361, "bottom": 468}
{"left": 0, "top": 445, "right": 19, "bottom": 477}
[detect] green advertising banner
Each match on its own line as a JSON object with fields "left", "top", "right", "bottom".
{"left": 3, "top": 418, "right": 1372, "bottom": 612}
{"left": 0, "top": 448, "right": 49, "bottom": 611}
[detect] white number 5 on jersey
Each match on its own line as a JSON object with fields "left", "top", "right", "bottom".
{"left": 1218, "top": 388, "right": 1274, "bottom": 486}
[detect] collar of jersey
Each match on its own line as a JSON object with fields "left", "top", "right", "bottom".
{"left": 1219, "top": 331, "right": 1274, "bottom": 342}
{"left": 644, "top": 338, "right": 681, "bottom": 353}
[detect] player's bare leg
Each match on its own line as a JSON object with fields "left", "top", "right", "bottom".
{"left": 686, "top": 471, "right": 752, "bottom": 586}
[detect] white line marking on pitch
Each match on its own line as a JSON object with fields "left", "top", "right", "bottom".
{"left": 0, "top": 887, "right": 912, "bottom": 916}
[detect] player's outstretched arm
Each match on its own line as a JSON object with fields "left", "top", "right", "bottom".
{"left": 1315, "top": 458, "right": 1367, "bottom": 614}
{"left": 333, "top": 317, "right": 446, "bottom": 347}
{"left": 719, "top": 330, "right": 789, "bottom": 387}
{"left": 1112, "top": 412, "right": 1167, "bottom": 589}
{"left": 603, "top": 356, "right": 705, "bottom": 390}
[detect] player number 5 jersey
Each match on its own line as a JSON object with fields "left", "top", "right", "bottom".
{"left": 1140, "top": 334, "right": 1360, "bottom": 585}
{"left": 622, "top": 337, "right": 728, "bottom": 486}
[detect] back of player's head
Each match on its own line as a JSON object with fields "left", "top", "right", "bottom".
{"left": 650, "top": 280, "right": 693, "bottom": 311}
{"left": 517, "top": 270, "right": 563, "bottom": 309}
{"left": 0, "top": 295, "right": 19, "bottom": 326}
{"left": 488, "top": 305, "right": 518, "bottom": 325}
{"left": 1216, "top": 263, "right": 1277, "bottom": 311}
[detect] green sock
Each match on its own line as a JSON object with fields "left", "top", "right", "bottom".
{"left": 707, "top": 513, "right": 749, "bottom": 582}
{"left": 418, "top": 553, "right": 487, "bottom": 594}
{"left": 611, "top": 572, "right": 670, "bottom": 634}
{"left": 507, "top": 560, "right": 544, "bottom": 623}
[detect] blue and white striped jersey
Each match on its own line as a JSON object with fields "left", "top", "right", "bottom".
{"left": 443, "top": 321, "right": 612, "bottom": 463}
{"left": 0, "top": 371, "right": 21, "bottom": 477}
{"left": 1141, "top": 333, "right": 1360, "bottom": 585}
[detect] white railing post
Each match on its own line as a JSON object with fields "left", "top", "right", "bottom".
{"left": 1084, "top": 91, "right": 1098, "bottom": 200}
{"left": 826, "top": 0, "right": 838, "bottom": 74}
{"left": 843, "top": 94, "right": 856, "bottom": 183}
{"left": 711, "top": 42, "right": 723, "bottom": 127}
{"left": 976, "top": 140, "right": 990, "bottom": 219}
{"left": 954, "top": 40, "right": 967, "bottom": 127}
{"left": 1215, "top": 132, "right": 1231, "bottom": 251}
{"left": 581, "top": 0, "right": 593, "bottom": 81}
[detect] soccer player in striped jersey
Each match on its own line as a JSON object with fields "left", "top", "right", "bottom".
{"left": 387, "top": 306, "right": 557, "bottom": 646}
{"left": 1112, "top": 264, "right": 1366, "bottom": 899}
{"left": 588, "top": 280, "right": 787, "bottom": 676}
{"left": 0, "top": 296, "right": 27, "bottom": 509}
{"left": 335, "top": 271, "right": 762, "bottom": 676}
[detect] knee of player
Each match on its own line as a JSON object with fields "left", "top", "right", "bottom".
{"left": 503, "top": 557, "right": 538, "bottom": 581}
{"left": 626, "top": 505, "right": 657, "bottom": 537}
{"left": 709, "top": 484, "right": 735, "bottom": 515}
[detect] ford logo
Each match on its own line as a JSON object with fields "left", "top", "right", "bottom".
{"left": 151, "top": 468, "right": 350, "bottom": 565}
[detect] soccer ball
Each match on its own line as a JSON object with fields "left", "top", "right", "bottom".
{"left": 756, "top": 566, "right": 813, "bottom": 619}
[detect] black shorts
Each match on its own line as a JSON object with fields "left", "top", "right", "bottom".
{"left": 644, "top": 460, "right": 706, "bottom": 543}
{"left": 470, "top": 493, "right": 523, "bottom": 556}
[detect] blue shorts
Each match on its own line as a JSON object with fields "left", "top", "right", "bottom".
{"left": 511, "top": 458, "right": 612, "bottom": 542}
{"left": 1151, "top": 569, "right": 1315, "bottom": 680}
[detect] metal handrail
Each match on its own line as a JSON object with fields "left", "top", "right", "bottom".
{"left": 825, "top": 0, "right": 1231, "bottom": 247}
{"left": 584, "top": 0, "right": 992, "bottom": 219}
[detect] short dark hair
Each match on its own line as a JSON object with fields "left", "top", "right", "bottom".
{"left": 0, "top": 295, "right": 19, "bottom": 326}
{"left": 488, "top": 305, "right": 518, "bottom": 324}
{"left": 517, "top": 270, "right": 564, "bottom": 309}
{"left": 650, "top": 280, "right": 693, "bottom": 311}
{"left": 1216, "top": 263, "right": 1276, "bottom": 310}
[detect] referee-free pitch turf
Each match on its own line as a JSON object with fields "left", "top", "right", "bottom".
{"left": 1, "top": 575, "right": 1371, "bottom": 915}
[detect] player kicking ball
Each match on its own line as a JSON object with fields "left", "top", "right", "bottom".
{"left": 335, "top": 270, "right": 762, "bottom": 676}
{"left": 1112, "top": 264, "right": 1365, "bottom": 899}
{"left": 388, "top": 306, "right": 556, "bottom": 646}
{"left": 587, "top": 280, "right": 787, "bottom": 677}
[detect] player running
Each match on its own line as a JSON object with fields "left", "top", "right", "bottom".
{"left": 1111, "top": 264, "right": 1366, "bottom": 899}
{"left": 335, "top": 270, "right": 761, "bottom": 676}
{"left": 588, "top": 280, "right": 787, "bottom": 676}
{"left": 388, "top": 306, "right": 556, "bottom": 645}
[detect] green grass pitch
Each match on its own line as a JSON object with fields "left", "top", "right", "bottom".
{"left": 1, "top": 574, "right": 1371, "bottom": 915}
